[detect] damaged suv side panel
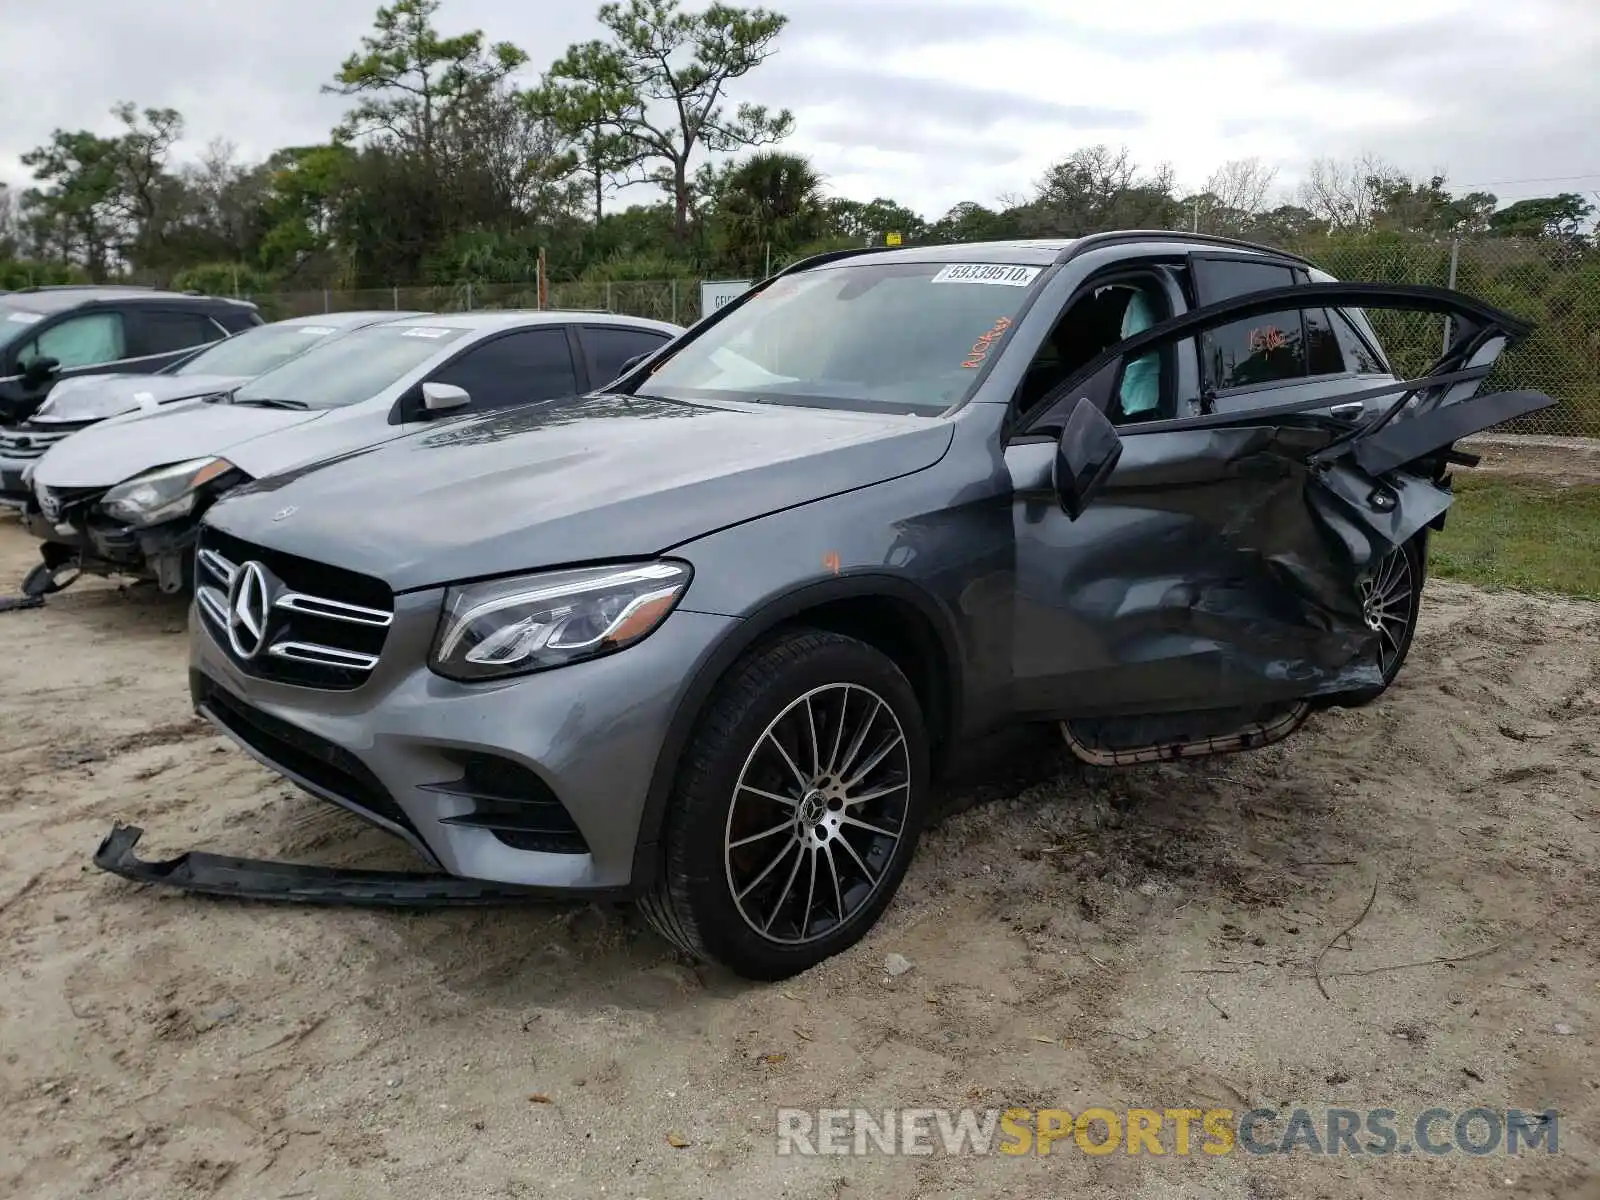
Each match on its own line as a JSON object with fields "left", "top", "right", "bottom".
{"left": 1008, "top": 281, "right": 1550, "bottom": 723}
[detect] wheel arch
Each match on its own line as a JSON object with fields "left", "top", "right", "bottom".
{"left": 628, "top": 574, "right": 964, "bottom": 890}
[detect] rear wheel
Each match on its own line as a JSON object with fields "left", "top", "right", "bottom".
{"left": 1338, "top": 534, "right": 1425, "bottom": 706}
{"left": 640, "top": 630, "right": 930, "bottom": 980}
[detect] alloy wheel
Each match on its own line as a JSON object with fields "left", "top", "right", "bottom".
{"left": 723, "top": 683, "right": 911, "bottom": 946}
{"left": 1359, "top": 546, "right": 1416, "bottom": 679}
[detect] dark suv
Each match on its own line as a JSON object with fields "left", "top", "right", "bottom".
{"left": 105, "top": 233, "right": 1552, "bottom": 979}
{"left": 0, "top": 285, "right": 262, "bottom": 426}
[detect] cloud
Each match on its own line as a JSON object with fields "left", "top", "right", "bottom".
{"left": 800, "top": 116, "right": 1031, "bottom": 168}
{"left": 756, "top": 56, "right": 1145, "bottom": 133}
{"left": 0, "top": 0, "right": 1596, "bottom": 220}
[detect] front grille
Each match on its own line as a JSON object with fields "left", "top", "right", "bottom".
{"left": 195, "top": 528, "right": 394, "bottom": 691}
{"left": 195, "top": 672, "right": 416, "bottom": 836}
{"left": 32, "top": 484, "right": 105, "bottom": 522}
{"left": 0, "top": 421, "right": 83, "bottom": 460}
{"left": 424, "top": 752, "right": 590, "bottom": 854}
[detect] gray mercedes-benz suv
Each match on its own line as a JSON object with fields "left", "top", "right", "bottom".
{"left": 141, "top": 234, "right": 1552, "bottom": 979}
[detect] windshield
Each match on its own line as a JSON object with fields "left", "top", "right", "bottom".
{"left": 637, "top": 260, "right": 1047, "bottom": 412}
{"left": 232, "top": 323, "right": 468, "bottom": 409}
{"left": 0, "top": 304, "right": 47, "bottom": 354}
{"left": 173, "top": 321, "right": 348, "bottom": 378}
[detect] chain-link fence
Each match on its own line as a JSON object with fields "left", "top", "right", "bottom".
{"left": 1295, "top": 236, "right": 1600, "bottom": 438}
{"left": 246, "top": 236, "right": 1600, "bottom": 438}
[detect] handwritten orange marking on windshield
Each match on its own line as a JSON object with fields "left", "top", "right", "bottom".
{"left": 962, "top": 316, "right": 1013, "bottom": 369}
{"left": 823, "top": 551, "right": 842, "bottom": 575}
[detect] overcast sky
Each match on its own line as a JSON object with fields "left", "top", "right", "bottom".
{"left": 3, "top": 0, "right": 1598, "bottom": 218}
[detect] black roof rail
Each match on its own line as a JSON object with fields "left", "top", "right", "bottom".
{"left": 768, "top": 244, "right": 894, "bottom": 280}
{"left": 1057, "top": 230, "right": 1317, "bottom": 269}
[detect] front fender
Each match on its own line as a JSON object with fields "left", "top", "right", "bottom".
{"left": 627, "top": 572, "right": 965, "bottom": 890}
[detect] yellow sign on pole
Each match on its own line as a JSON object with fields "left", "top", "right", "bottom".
{"left": 885, "top": 231, "right": 903, "bottom": 246}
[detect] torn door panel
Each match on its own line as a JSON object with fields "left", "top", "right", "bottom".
{"left": 1020, "top": 280, "right": 1557, "bottom": 711}
{"left": 1306, "top": 464, "right": 1453, "bottom": 571}
{"left": 1017, "top": 420, "right": 1387, "bottom": 717}
{"left": 1307, "top": 386, "right": 1556, "bottom": 570}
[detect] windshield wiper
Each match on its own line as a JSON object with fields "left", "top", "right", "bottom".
{"left": 231, "top": 397, "right": 310, "bottom": 410}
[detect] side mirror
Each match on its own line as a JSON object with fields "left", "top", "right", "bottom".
{"left": 1052, "top": 396, "right": 1123, "bottom": 520}
{"left": 618, "top": 353, "right": 646, "bottom": 374}
{"left": 421, "top": 382, "right": 470, "bottom": 414}
{"left": 21, "top": 356, "right": 60, "bottom": 387}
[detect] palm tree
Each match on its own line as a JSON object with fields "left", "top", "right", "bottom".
{"left": 712, "top": 151, "right": 827, "bottom": 275}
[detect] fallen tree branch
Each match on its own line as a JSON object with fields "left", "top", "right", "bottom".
{"left": 1322, "top": 943, "right": 1505, "bottom": 980}
{"left": 1314, "top": 875, "right": 1378, "bottom": 1001}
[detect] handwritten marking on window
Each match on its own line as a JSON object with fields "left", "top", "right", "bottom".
{"left": 962, "top": 316, "right": 1014, "bottom": 369}
{"left": 1249, "top": 326, "right": 1289, "bottom": 353}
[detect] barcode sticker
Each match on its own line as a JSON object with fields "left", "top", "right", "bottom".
{"left": 930, "top": 264, "right": 1041, "bottom": 287}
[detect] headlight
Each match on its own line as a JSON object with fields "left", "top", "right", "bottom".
{"left": 101, "top": 457, "right": 238, "bottom": 527}
{"left": 430, "top": 560, "right": 692, "bottom": 681}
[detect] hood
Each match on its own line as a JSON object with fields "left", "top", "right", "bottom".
{"left": 33, "top": 373, "right": 248, "bottom": 424}
{"left": 206, "top": 392, "right": 954, "bottom": 591}
{"left": 34, "top": 399, "right": 328, "bottom": 489}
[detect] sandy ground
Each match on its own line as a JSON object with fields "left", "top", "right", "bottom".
{"left": 1460, "top": 434, "right": 1600, "bottom": 487}
{"left": 1, "top": 482, "right": 1598, "bottom": 1198}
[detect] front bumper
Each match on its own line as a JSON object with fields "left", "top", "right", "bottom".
{"left": 19, "top": 499, "right": 199, "bottom": 587}
{"left": 19, "top": 507, "right": 94, "bottom": 551}
{"left": 189, "top": 588, "right": 739, "bottom": 894}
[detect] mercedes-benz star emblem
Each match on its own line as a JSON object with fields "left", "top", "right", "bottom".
{"left": 226, "top": 561, "right": 273, "bottom": 659}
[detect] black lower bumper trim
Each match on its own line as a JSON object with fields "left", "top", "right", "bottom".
{"left": 93, "top": 823, "right": 559, "bottom": 907}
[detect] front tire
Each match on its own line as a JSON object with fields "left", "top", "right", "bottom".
{"left": 640, "top": 630, "right": 930, "bottom": 980}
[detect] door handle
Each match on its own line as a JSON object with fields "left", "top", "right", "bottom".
{"left": 1329, "top": 402, "right": 1365, "bottom": 420}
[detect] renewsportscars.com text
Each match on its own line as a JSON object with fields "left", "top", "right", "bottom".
{"left": 776, "top": 1106, "right": 1560, "bottom": 1157}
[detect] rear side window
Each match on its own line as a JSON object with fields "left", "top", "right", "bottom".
{"left": 429, "top": 328, "right": 579, "bottom": 410}
{"left": 1192, "top": 258, "right": 1298, "bottom": 306}
{"left": 582, "top": 325, "right": 672, "bottom": 387}
{"left": 1190, "top": 257, "right": 1349, "bottom": 390}
{"left": 1331, "top": 309, "right": 1389, "bottom": 375}
{"left": 1303, "top": 308, "right": 1346, "bottom": 375}
{"left": 135, "top": 310, "right": 226, "bottom": 356}
{"left": 19, "top": 312, "right": 127, "bottom": 369}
